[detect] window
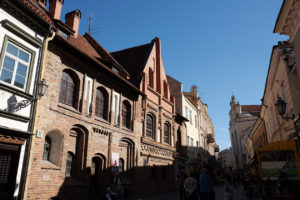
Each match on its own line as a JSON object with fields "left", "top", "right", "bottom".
{"left": 185, "top": 106, "right": 188, "bottom": 118}
{"left": 191, "top": 138, "right": 194, "bottom": 147}
{"left": 196, "top": 141, "right": 199, "bottom": 148}
{"left": 164, "top": 122, "right": 170, "bottom": 144}
{"left": 195, "top": 115, "right": 197, "bottom": 128}
{"left": 149, "top": 68, "right": 153, "bottom": 88}
{"left": 146, "top": 114, "right": 155, "bottom": 138}
{"left": 43, "top": 136, "right": 51, "bottom": 160}
{"left": 122, "top": 101, "right": 131, "bottom": 129}
{"left": 187, "top": 136, "right": 190, "bottom": 146}
{"left": 189, "top": 110, "right": 192, "bottom": 124}
{"left": 42, "top": 132, "right": 62, "bottom": 165}
{"left": 66, "top": 152, "right": 74, "bottom": 177}
{"left": 113, "top": 93, "right": 120, "bottom": 125}
{"left": 59, "top": 71, "right": 75, "bottom": 106}
{"left": 163, "top": 80, "right": 168, "bottom": 98}
{"left": 0, "top": 42, "right": 31, "bottom": 90}
{"left": 95, "top": 88, "right": 108, "bottom": 120}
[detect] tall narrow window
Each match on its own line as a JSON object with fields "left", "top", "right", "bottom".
{"left": 0, "top": 42, "right": 31, "bottom": 90}
{"left": 122, "top": 101, "right": 131, "bottom": 129}
{"left": 163, "top": 80, "right": 168, "bottom": 98}
{"left": 119, "top": 158, "right": 124, "bottom": 173}
{"left": 59, "top": 71, "right": 75, "bottom": 106}
{"left": 43, "top": 136, "right": 51, "bottom": 160}
{"left": 189, "top": 110, "right": 192, "bottom": 124}
{"left": 195, "top": 114, "right": 197, "bottom": 128}
{"left": 164, "top": 123, "right": 170, "bottom": 144}
{"left": 95, "top": 88, "right": 108, "bottom": 120}
{"left": 185, "top": 106, "right": 189, "bottom": 118}
{"left": 114, "top": 94, "right": 120, "bottom": 125}
{"left": 149, "top": 68, "right": 153, "bottom": 88}
{"left": 66, "top": 152, "right": 74, "bottom": 177}
{"left": 146, "top": 114, "right": 154, "bottom": 138}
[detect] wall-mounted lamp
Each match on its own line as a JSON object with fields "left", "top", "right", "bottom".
{"left": 37, "top": 79, "right": 48, "bottom": 97}
{"left": 275, "top": 97, "right": 300, "bottom": 153}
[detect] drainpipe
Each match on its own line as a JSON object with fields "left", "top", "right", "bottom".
{"left": 20, "top": 31, "right": 56, "bottom": 200}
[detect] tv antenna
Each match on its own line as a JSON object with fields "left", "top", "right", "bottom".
{"left": 87, "top": 13, "right": 100, "bottom": 35}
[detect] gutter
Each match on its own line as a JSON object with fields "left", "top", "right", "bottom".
{"left": 20, "top": 31, "right": 56, "bottom": 200}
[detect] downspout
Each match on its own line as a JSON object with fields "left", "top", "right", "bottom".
{"left": 21, "top": 31, "right": 55, "bottom": 200}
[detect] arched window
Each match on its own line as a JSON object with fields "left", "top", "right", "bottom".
{"left": 146, "top": 114, "right": 155, "bottom": 138}
{"left": 122, "top": 101, "right": 131, "bottom": 129}
{"left": 42, "top": 131, "right": 62, "bottom": 165}
{"left": 59, "top": 71, "right": 75, "bottom": 106}
{"left": 164, "top": 122, "right": 170, "bottom": 144}
{"left": 43, "top": 136, "right": 51, "bottom": 160}
{"left": 149, "top": 68, "right": 153, "bottom": 88}
{"left": 95, "top": 88, "right": 108, "bottom": 120}
{"left": 66, "top": 152, "right": 74, "bottom": 177}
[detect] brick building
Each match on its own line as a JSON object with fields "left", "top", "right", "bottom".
{"left": 24, "top": 1, "right": 143, "bottom": 199}
{"left": 112, "top": 38, "right": 178, "bottom": 196}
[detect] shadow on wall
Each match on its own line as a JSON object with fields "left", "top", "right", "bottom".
{"left": 50, "top": 164, "right": 175, "bottom": 200}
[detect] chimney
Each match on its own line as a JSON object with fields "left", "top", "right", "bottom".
{"left": 65, "top": 9, "right": 81, "bottom": 38}
{"left": 49, "top": 0, "right": 64, "bottom": 20}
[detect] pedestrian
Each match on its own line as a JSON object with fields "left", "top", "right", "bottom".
{"left": 177, "top": 168, "right": 187, "bottom": 200}
{"left": 115, "top": 172, "right": 124, "bottom": 200}
{"left": 199, "top": 168, "right": 213, "bottom": 200}
{"left": 184, "top": 171, "right": 197, "bottom": 200}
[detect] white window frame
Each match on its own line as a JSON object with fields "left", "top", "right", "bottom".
{"left": 0, "top": 41, "right": 32, "bottom": 92}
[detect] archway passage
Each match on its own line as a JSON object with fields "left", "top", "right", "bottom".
{"left": 91, "top": 154, "right": 107, "bottom": 197}
{"left": 119, "top": 138, "right": 135, "bottom": 171}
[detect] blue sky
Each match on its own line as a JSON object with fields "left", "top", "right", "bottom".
{"left": 60, "top": 0, "right": 288, "bottom": 151}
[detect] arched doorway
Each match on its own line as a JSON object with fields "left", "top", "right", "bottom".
{"left": 119, "top": 138, "right": 135, "bottom": 171}
{"left": 91, "top": 154, "right": 106, "bottom": 196}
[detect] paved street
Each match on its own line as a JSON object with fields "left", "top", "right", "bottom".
{"left": 127, "top": 185, "right": 241, "bottom": 200}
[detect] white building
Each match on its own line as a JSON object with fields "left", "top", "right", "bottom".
{"left": 0, "top": 0, "right": 52, "bottom": 198}
{"left": 229, "top": 95, "right": 260, "bottom": 171}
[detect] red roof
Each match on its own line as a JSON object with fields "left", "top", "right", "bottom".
{"left": 241, "top": 105, "right": 261, "bottom": 112}
{"left": 21, "top": 0, "right": 54, "bottom": 26}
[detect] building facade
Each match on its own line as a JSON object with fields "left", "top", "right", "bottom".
{"left": 229, "top": 95, "right": 260, "bottom": 171}
{"left": 24, "top": 1, "right": 143, "bottom": 199}
{"left": 0, "top": 0, "right": 52, "bottom": 199}
{"left": 112, "top": 38, "right": 177, "bottom": 196}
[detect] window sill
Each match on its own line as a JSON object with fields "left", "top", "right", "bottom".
{"left": 58, "top": 103, "right": 81, "bottom": 115}
{"left": 95, "top": 116, "right": 111, "bottom": 125}
{"left": 41, "top": 160, "right": 61, "bottom": 170}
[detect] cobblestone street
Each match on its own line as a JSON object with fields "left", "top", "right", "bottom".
{"left": 127, "top": 185, "right": 242, "bottom": 200}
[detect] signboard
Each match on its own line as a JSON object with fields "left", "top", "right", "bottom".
{"left": 259, "top": 150, "right": 298, "bottom": 180}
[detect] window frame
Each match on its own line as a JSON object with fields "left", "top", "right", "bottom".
{"left": 43, "top": 136, "right": 51, "bottom": 161}
{"left": 95, "top": 87, "right": 108, "bottom": 120}
{"left": 163, "top": 122, "right": 170, "bottom": 144}
{"left": 146, "top": 114, "right": 155, "bottom": 138}
{"left": 0, "top": 35, "right": 35, "bottom": 93}
{"left": 66, "top": 152, "right": 74, "bottom": 177}
{"left": 122, "top": 100, "right": 131, "bottom": 129}
{"left": 59, "top": 71, "right": 76, "bottom": 107}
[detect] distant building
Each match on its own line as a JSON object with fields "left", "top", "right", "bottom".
{"left": 229, "top": 95, "right": 260, "bottom": 171}
{"left": 218, "top": 148, "right": 233, "bottom": 171}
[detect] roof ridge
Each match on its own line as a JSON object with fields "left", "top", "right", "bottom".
{"left": 83, "top": 33, "right": 129, "bottom": 76}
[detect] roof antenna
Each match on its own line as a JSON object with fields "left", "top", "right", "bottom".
{"left": 87, "top": 13, "right": 100, "bottom": 35}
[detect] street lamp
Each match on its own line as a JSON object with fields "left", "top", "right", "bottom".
{"left": 275, "top": 97, "right": 300, "bottom": 153}
{"left": 37, "top": 79, "right": 48, "bottom": 97}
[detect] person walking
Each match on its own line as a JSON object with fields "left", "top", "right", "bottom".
{"left": 199, "top": 168, "right": 213, "bottom": 200}
{"left": 177, "top": 168, "right": 187, "bottom": 200}
{"left": 184, "top": 171, "right": 197, "bottom": 200}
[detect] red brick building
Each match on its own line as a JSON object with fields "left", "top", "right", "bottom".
{"left": 112, "top": 38, "right": 178, "bottom": 195}
{"left": 24, "top": 1, "right": 143, "bottom": 199}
